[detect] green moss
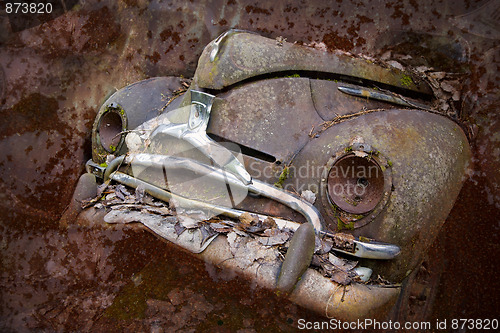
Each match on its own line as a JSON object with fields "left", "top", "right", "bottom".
{"left": 274, "top": 166, "right": 290, "bottom": 188}
{"left": 284, "top": 73, "right": 301, "bottom": 78}
{"left": 336, "top": 216, "right": 343, "bottom": 230}
{"left": 99, "top": 162, "right": 107, "bottom": 167}
{"left": 336, "top": 217, "right": 354, "bottom": 231}
{"left": 104, "top": 283, "right": 148, "bottom": 320}
{"left": 104, "top": 258, "right": 182, "bottom": 321}
{"left": 400, "top": 74, "right": 414, "bottom": 88}
{"left": 344, "top": 146, "right": 353, "bottom": 153}
{"left": 109, "top": 145, "right": 116, "bottom": 152}
{"left": 359, "top": 236, "right": 371, "bottom": 242}
{"left": 387, "top": 160, "right": 393, "bottom": 167}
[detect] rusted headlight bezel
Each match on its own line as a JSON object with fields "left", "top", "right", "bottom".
{"left": 91, "top": 102, "right": 128, "bottom": 164}
{"left": 320, "top": 143, "right": 393, "bottom": 230}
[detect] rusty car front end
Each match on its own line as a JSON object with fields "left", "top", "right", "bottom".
{"left": 74, "top": 31, "right": 471, "bottom": 320}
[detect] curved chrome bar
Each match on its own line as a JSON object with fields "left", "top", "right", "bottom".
{"left": 110, "top": 170, "right": 297, "bottom": 228}
{"left": 331, "top": 239, "right": 401, "bottom": 260}
{"left": 148, "top": 90, "right": 252, "bottom": 185}
{"left": 110, "top": 170, "right": 399, "bottom": 259}
{"left": 124, "top": 153, "right": 325, "bottom": 231}
{"left": 249, "top": 180, "right": 325, "bottom": 232}
{"left": 352, "top": 241, "right": 401, "bottom": 260}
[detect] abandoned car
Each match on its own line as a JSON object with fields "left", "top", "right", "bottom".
{"left": 69, "top": 30, "right": 471, "bottom": 320}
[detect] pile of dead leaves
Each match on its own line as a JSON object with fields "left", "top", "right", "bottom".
{"left": 311, "top": 234, "right": 360, "bottom": 286}
{"left": 83, "top": 184, "right": 395, "bottom": 286}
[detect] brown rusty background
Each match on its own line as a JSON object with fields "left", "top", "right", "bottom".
{"left": 0, "top": 0, "right": 498, "bottom": 331}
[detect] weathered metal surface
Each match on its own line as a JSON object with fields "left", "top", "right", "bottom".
{"left": 92, "top": 77, "right": 185, "bottom": 164}
{"left": 207, "top": 77, "right": 324, "bottom": 163}
{"left": 102, "top": 205, "right": 400, "bottom": 320}
{"left": 194, "top": 32, "right": 432, "bottom": 95}
{"left": 106, "top": 58, "right": 470, "bottom": 284}
{"left": 310, "top": 79, "right": 390, "bottom": 120}
{"left": 201, "top": 236, "right": 400, "bottom": 321}
{"left": 1, "top": 0, "right": 498, "bottom": 330}
{"left": 83, "top": 30, "right": 470, "bottom": 324}
{"left": 289, "top": 109, "right": 471, "bottom": 282}
{"left": 327, "top": 154, "right": 385, "bottom": 214}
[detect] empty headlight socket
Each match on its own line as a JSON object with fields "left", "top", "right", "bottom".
{"left": 92, "top": 102, "right": 128, "bottom": 164}
{"left": 320, "top": 137, "right": 393, "bottom": 230}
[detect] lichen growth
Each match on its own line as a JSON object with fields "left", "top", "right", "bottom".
{"left": 336, "top": 217, "right": 354, "bottom": 231}
{"left": 274, "top": 166, "right": 289, "bottom": 188}
{"left": 359, "top": 236, "right": 371, "bottom": 242}
{"left": 400, "top": 74, "right": 414, "bottom": 88}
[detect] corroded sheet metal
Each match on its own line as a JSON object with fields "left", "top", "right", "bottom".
{"left": 92, "top": 77, "right": 185, "bottom": 164}
{"left": 105, "top": 206, "right": 400, "bottom": 320}
{"left": 310, "top": 79, "right": 390, "bottom": 120}
{"left": 194, "top": 32, "right": 432, "bottom": 95}
{"left": 200, "top": 236, "right": 400, "bottom": 320}
{"left": 288, "top": 109, "right": 471, "bottom": 282}
{"left": 207, "top": 77, "right": 324, "bottom": 163}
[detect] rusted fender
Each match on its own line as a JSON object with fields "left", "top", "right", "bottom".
{"left": 101, "top": 208, "right": 399, "bottom": 320}
{"left": 91, "top": 77, "right": 186, "bottom": 165}
{"left": 291, "top": 109, "right": 472, "bottom": 281}
{"left": 199, "top": 236, "right": 400, "bottom": 321}
{"left": 193, "top": 31, "right": 432, "bottom": 95}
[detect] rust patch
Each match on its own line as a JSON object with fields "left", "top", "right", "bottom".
{"left": 145, "top": 51, "right": 161, "bottom": 64}
{"left": 81, "top": 7, "right": 122, "bottom": 52}
{"left": 160, "top": 27, "right": 181, "bottom": 54}
{"left": 322, "top": 30, "right": 354, "bottom": 51}
{"left": 245, "top": 5, "right": 272, "bottom": 15}
{"left": 0, "top": 93, "right": 63, "bottom": 139}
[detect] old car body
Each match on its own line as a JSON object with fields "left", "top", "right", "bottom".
{"left": 79, "top": 31, "right": 471, "bottom": 319}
